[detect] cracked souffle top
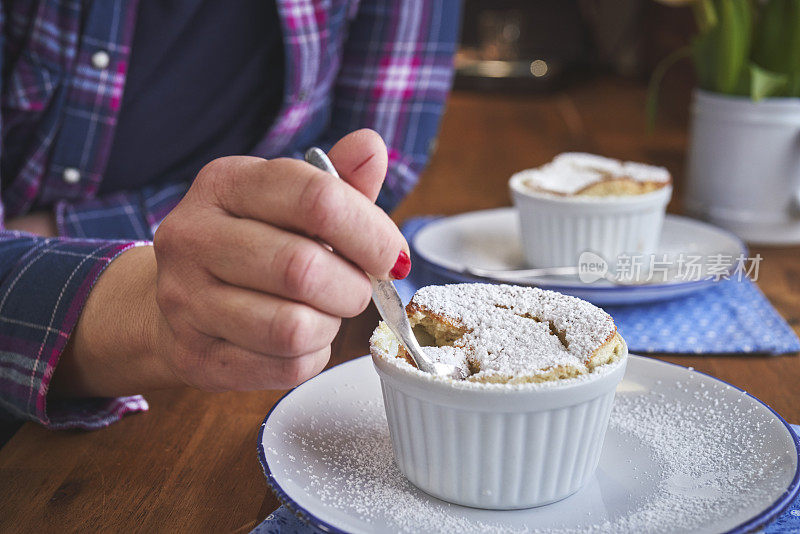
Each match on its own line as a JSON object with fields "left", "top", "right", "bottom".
{"left": 370, "top": 283, "right": 626, "bottom": 384}
{"left": 513, "top": 152, "right": 672, "bottom": 197}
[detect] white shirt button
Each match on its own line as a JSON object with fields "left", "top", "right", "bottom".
{"left": 91, "top": 50, "right": 110, "bottom": 70}
{"left": 63, "top": 167, "right": 81, "bottom": 184}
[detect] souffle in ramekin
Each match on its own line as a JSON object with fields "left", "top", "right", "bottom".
{"left": 509, "top": 152, "right": 672, "bottom": 268}
{"left": 370, "top": 283, "right": 628, "bottom": 509}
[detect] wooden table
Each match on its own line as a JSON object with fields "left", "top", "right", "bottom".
{"left": 1, "top": 77, "right": 798, "bottom": 532}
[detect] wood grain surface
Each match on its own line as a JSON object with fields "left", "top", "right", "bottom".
{"left": 1, "top": 77, "right": 798, "bottom": 533}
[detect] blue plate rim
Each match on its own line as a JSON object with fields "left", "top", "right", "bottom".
{"left": 257, "top": 355, "right": 800, "bottom": 534}
{"left": 409, "top": 209, "right": 749, "bottom": 293}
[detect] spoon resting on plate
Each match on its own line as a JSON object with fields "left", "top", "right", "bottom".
{"left": 462, "top": 264, "right": 659, "bottom": 286}
{"left": 304, "top": 147, "right": 463, "bottom": 380}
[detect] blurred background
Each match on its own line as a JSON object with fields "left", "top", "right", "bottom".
{"left": 395, "top": 0, "right": 698, "bottom": 220}
{"left": 455, "top": 0, "right": 686, "bottom": 90}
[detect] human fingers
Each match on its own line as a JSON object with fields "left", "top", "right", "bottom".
{"left": 327, "top": 128, "right": 388, "bottom": 202}
{"left": 199, "top": 215, "right": 371, "bottom": 318}
{"left": 200, "top": 157, "right": 409, "bottom": 279}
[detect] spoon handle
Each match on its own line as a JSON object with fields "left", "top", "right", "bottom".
{"left": 367, "top": 277, "right": 436, "bottom": 371}
{"left": 302, "top": 148, "right": 438, "bottom": 375}
{"left": 304, "top": 147, "right": 341, "bottom": 178}
{"left": 464, "top": 265, "right": 579, "bottom": 279}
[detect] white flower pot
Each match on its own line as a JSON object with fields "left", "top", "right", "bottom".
{"left": 686, "top": 89, "right": 800, "bottom": 244}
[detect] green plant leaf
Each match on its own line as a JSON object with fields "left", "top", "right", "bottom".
{"left": 692, "top": 0, "right": 718, "bottom": 32}
{"left": 690, "top": 1, "right": 753, "bottom": 95}
{"left": 752, "top": 0, "right": 792, "bottom": 73}
{"left": 647, "top": 46, "right": 693, "bottom": 132}
{"left": 716, "top": 0, "right": 752, "bottom": 94}
{"left": 690, "top": 0, "right": 717, "bottom": 90}
{"left": 749, "top": 62, "right": 788, "bottom": 100}
{"left": 692, "top": 26, "right": 717, "bottom": 90}
{"left": 788, "top": 1, "right": 800, "bottom": 78}
{"left": 788, "top": 72, "right": 800, "bottom": 97}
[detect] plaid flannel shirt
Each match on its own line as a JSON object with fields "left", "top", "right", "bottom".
{"left": 0, "top": 0, "right": 458, "bottom": 429}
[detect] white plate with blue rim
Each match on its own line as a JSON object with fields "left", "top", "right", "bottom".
{"left": 409, "top": 208, "right": 748, "bottom": 306}
{"left": 258, "top": 355, "right": 799, "bottom": 534}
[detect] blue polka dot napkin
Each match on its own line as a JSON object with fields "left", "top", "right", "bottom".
{"left": 603, "top": 279, "right": 800, "bottom": 354}
{"left": 251, "top": 506, "right": 309, "bottom": 534}
{"left": 397, "top": 216, "right": 800, "bottom": 355}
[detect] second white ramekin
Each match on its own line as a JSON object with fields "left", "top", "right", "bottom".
{"left": 509, "top": 172, "right": 672, "bottom": 268}
{"left": 371, "top": 346, "right": 628, "bottom": 510}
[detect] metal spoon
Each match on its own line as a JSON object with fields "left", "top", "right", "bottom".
{"left": 462, "top": 265, "right": 656, "bottom": 286}
{"left": 463, "top": 265, "right": 621, "bottom": 284}
{"left": 304, "top": 148, "right": 463, "bottom": 379}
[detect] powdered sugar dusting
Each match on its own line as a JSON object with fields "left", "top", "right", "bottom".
{"left": 409, "top": 284, "right": 617, "bottom": 380}
{"left": 277, "top": 398, "right": 516, "bottom": 533}
{"left": 514, "top": 153, "right": 671, "bottom": 195}
{"left": 553, "top": 152, "right": 626, "bottom": 175}
{"left": 570, "top": 381, "right": 789, "bottom": 534}
{"left": 266, "top": 364, "right": 793, "bottom": 533}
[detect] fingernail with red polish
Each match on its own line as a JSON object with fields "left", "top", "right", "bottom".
{"left": 390, "top": 250, "right": 411, "bottom": 280}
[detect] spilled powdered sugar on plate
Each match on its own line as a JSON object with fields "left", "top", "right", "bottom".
{"left": 262, "top": 363, "right": 795, "bottom": 534}
{"left": 579, "top": 385, "right": 786, "bottom": 533}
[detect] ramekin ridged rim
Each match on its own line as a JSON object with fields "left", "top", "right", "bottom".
{"left": 370, "top": 342, "right": 628, "bottom": 411}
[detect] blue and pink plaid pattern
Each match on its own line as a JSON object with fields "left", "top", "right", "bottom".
{"left": 0, "top": 0, "right": 459, "bottom": 428}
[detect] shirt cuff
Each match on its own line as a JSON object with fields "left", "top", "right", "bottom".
{"left": 0, "top": 238, "right": 151, "bottom": 429}
{"left": 55, "top": 194, "right": 154, "bottom": 240}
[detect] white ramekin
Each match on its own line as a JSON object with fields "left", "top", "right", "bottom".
{"left": 509, "top": 173, "right": 672, "bottom": 268}
{"left": 371, "top": 348, "right": 628, "bottom": 510}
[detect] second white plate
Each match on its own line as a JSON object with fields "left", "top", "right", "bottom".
{"left": 410, "top": 208, "right": 747, "bottom": 305}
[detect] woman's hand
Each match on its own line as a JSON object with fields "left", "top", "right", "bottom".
{"left": 52, "top": 129, "right": 409, "bottom": 396}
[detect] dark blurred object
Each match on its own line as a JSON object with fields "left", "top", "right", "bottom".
{"left": 456, "top": 0, "right": 588, "bottom": 91}
{"left": 579, "top": 0, "right": 645, "bottom": 77}
{"left": 640, "top": 2, "right": 698, "bottom": 125}
{"left": 456, "top": 0, "right": 650, "bottom": 91}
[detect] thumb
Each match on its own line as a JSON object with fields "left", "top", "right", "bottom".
{"left": 327, "top": 129, "right": 388, "bottom": 203}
